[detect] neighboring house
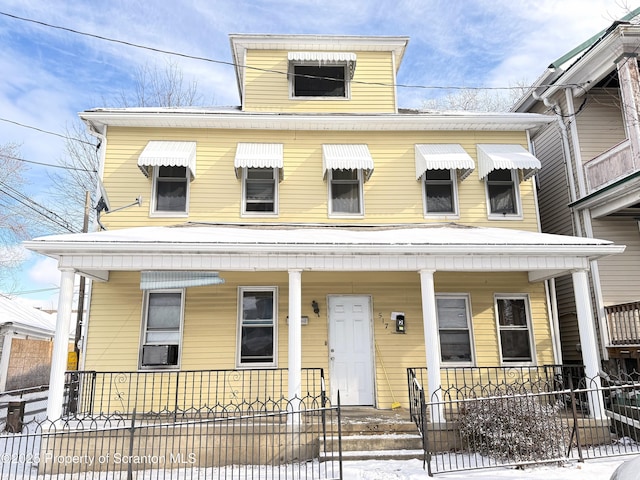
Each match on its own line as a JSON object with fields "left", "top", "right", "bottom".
{"left": 24, "top": 34, "right": 623, "bottom": 421}
{"left": 0, "top": 296, "right": 56, "bottom": 391}
{"left": 513, "top": 8, "right": 640, "bottom": 373}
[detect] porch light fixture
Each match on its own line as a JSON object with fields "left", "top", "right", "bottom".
{"left": 312, "top": 300, "right": 320, "bottom": 316}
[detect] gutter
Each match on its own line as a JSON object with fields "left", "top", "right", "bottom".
{"left": 568, "top": 170, "right": 640, "bottom": 210}
{"left": 79, "top": 110, "right": 554, "bottom": 132}
{"left": 22, "top": 239, "right": 625, "bottom": 259}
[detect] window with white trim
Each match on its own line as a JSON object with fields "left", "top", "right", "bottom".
{"left": 291, "top": 64, "right": 347, "bottom": 98}
{"left": 495, "top": 296, "right": 534, "bottom": 363}
{"left": 436, "top": 295, "right": 473, "bottom": 364}
{"left": 329, "top": 169, "right": 363, "bottom": 215}
{"left": 486, "top": 169, "right": 519, "bottom": 216}
{"left": 243, "top": 168, "right": 277, "bottom": 214}
{"left": 238, "top": 288, "right": 277, "bottom": 367}
{"left": 424, "top": 169, "right": 457, "bottom": 215}
{"left": 152, "top": 165, "right": 189, "bottom": 214}
{"left": 140, "top": 290, "right": 184, "bottom": 369}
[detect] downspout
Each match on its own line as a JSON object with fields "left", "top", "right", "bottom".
{"left": 531, "top": 92, "right": 582, "bottom": 235}
{"left": 528, "top": 130, "right": 562, "bottom": 364}
{"left": 532, "top": 92, "right": 607, "bottom": 364}
{"left": 564, "top": 89, "right": 610, "bottom": 360}
{"left": 546, "top": 278, "right": 563, "bottom": 364}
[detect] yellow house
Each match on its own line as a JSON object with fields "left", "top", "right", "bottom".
{"left": 25, "top": 34, "right": 624, "bottom": 420}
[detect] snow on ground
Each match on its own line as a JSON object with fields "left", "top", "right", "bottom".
{"left": 0, "top": 456, "right": 631, "bottom": 479}
{"left": 341, "top": 457, "right": 630, "bottom": 479}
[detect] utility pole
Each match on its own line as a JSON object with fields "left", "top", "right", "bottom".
{"left": 68, "top": 191, "right": 90, "bottom": 414}
{"left": 73, "top": 191, "right": 90, "bottom": 367}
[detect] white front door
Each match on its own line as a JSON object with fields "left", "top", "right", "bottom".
{"left": 328, "top": 295, "right": 374, "bottom": 406}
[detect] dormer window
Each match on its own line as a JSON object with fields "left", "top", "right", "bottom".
{"left": 288, "top": 52, "right": 356, "bottom": 99}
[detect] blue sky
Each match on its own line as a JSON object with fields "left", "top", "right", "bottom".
{"left": 0, "top": 0, "right": 634, "bottom": 309}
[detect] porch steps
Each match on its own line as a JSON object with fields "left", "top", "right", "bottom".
{"left": 320, "top": 407, "right": 425, "bottom": 461}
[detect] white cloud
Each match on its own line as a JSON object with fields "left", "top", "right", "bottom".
{"left": 27, "top": 256, "right": 61, "bottom": 287}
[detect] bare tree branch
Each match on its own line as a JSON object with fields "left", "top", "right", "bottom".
{"left": 47, "top": 121, "right": 100, "bottom": 233}
{"left": 113, "top": 59, "right": 203, "bottom": 108}
{"left": 422, "top": 81, "right": 530, "bottom": 112}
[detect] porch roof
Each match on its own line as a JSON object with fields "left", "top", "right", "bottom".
{"left": 24, "top": 223, "right": 624, "bottom": 283}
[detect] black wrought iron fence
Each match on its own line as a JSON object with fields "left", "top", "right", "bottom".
{"left": 407, "top": 366, "right": 640, "bottom": 476}
{"left": 65, "top": 368, "right": 325, "bottom": 418}
{"left": 409, "top": 365, "right": 584, "bottom": 401}
{"left": 0, "top": 394, "right": 342, "bottom": 480}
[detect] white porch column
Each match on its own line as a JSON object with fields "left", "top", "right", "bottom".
{"left": 572, "top": 269, "right": 606, "bottom": 419}
{"left": 288, "top": 269, "right": 302, "bottom": 403}
{"left": 616, "top": 53, "right": 640, "bottom": 162}
{"left": 47, "top": 268, "right": 75, "bottom": 420}
{"left": 419, "top": 269, "right": 445, "bottom": 423}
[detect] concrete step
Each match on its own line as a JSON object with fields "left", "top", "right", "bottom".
{"left": 320, "top": 407, "right": 425, "bottom": 461}
{"left": 336, "top": 420, "right": 418, "bottom": 435}
{"left": 320, "top": 448, "right": 425, "bottom": 462}
{"left": 323, "top": 433, "right": 424, "bottom": 452}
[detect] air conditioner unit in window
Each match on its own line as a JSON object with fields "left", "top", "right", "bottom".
{"left": 142, "top": 344, "right": 179, "bottom": 366}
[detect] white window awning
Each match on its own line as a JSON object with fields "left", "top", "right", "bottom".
{"left": 415, "top": 144, "right": 475, "bottom": 181}
{"left": 140, "top": 271, "right": 224, "bottom": 290}
{"left": 322, "top": 144, "right": 374, "bottom": 181}
{"left": 288, "top": 52, "right": 357, "bottom": 79}
{"left": 138, "top": 141, "right": 197, "bottom": 180}
{"left": 234, "top": 143, "right": 284, "bottom": 180}
{"left": 477, "top": 144, "right": 541, "bottom": 181}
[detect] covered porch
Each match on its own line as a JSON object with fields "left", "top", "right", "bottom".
{"left": 23, "top": 222, "right": 624, "bottom": 421}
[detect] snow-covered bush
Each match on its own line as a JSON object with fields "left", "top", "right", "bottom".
{"left": 457, "top": 387, "right": 568, "bottom": 463}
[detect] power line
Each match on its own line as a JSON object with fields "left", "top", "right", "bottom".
{"left": 3, "top": 153, "right": 98, "bottom": 173}
{"left": 0, "top": 10, "right": 585, "bottom": 93}
{"left": 0, "top": 182, "right": 77, "bottom": 233}
{"left": 0, "top": 117, "right": 95, "bottom": 146}
{"left": 5, "top": 287, "right": 60, "bottom": 295}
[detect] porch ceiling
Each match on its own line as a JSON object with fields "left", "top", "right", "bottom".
{"left": 23, "top": 223, "right": 624, "bottom": 282}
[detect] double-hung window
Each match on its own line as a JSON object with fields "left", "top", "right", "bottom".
{"left": 153, "top": 166, "right": 189, "bottom": 214}
{"left": 138, "top": 141, "right": 196, "bottom": 216}
{"left": 243, "top": 168, "right": 277, "bottom": 214}
{"left": 495, "top": 296, "right": 534, "bottom": 364}
{"left": 140, "top": 290, "right": 184, "bottom": 369}
{"left": 329, "top": 169, "right": 363, "bottom": 215}
{"left": 424, "top": 169, "right": 456, "bottom": 215}
{"left": 486, "top": 169, "right": 519, "bottom": 216}
{"left": 436, "top": 295, "right": 473, "bottom": 364}
{"left": 238, "top": 288, "right": 277, "bottom": 367}
{"left": 477, "top": 144, "right": 540, "bottom": 220}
